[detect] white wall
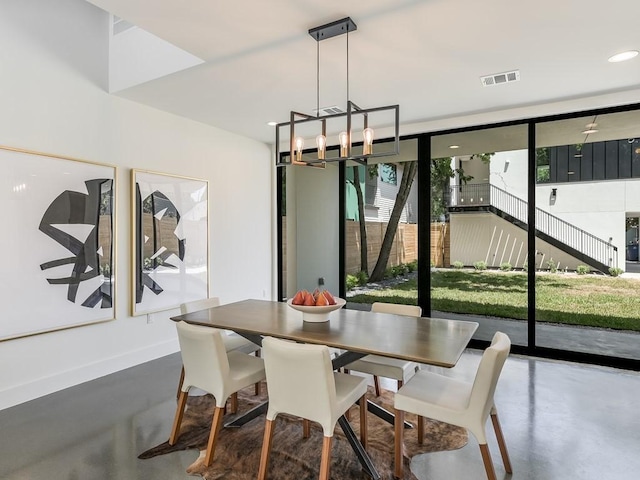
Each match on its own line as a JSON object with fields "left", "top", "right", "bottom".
{"left": 293, "top": 164, "right": 340, "bottom": 295}
{"left": 0, "top": 0, "right": 273, "bottom": 410}
{"left": 450, "top": 212, "right": 588, "bottom": 270}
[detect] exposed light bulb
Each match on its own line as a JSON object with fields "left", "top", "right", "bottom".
{"left": 316, "top": 134, "right": 326, "bottom": 160}
{"left": 338, "top": 131, "right": 349, "bottom": 158}
{"left": 363, "top": 127, "right": 374, "bottom": 155}
{"left": 294, "top": 136, "right": 304, "bottom": 162}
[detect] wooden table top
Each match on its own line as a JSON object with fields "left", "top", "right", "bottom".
{"left": 171, "top": 299, "right": 478, "bottom": 368}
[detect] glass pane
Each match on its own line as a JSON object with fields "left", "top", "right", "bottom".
{"left": 535, "top": 110, "right": 640, "bottom": 360}
{"left": 430, "top": 125, "right": 529, "bottom": 345}
{"left": 345, "top": 139, "right": 419, "bottom": 312}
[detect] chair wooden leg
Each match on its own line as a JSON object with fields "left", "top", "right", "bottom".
{"left": 169, "top": 389, "right": 189, "bottom": 445}
{"left": 258, "top": 418, "right": 275, "bottom": 480}
{"left": 491, "top": 412, "right": 512, "bottom": 473}
{"left": 394, "top": 408, "right": 405, "bottom": 479}
{"left": 303, "top": 419, "right": 311, "bottom": 438}
{"left": 374, "top": 375, "right": 381, "bottom": 396}
{"left": 319, "top": 436, "right": 332, "bottom": 480}
{"left": 230, "top": 392, "right": 238, "bottom": 414}
{"left": 176, "top": 366, "right": 185, "bottom": 400}
{"left": 359, "top": 394, "right": 368, "bottom": 449}
{"left": 479, "top": 444, "right": 497, "bottom": 480}
{"left": 204, "top": 406, "right": 225, "bottom": 467}
{"left": 417, "top": 415, "right": 424, "bottom": 445}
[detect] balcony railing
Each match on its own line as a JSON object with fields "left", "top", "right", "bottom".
{"left": 447, "top": 183, "right": 618, "bottom": 269}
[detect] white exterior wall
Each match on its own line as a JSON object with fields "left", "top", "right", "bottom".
{"left": 450, "top": 212, "right": 590, "bottom": 270}
{"left": 451, "top": 147, "right": 639, "bottom": 268}
{"left": 0, "top": 0, "right": 273, "bottom": 410}
{"left": 365, "top": 163, "right": 417, "bottom": 224}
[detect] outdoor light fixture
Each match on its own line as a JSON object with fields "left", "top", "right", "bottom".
{"left": 275, "top": 17, "right": 400, "bottom": 166}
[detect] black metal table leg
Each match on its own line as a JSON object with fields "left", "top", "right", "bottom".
{"left": 338, "top": 415, "right": 381, "bottom": 480}
{"left": 367, "top": 400, "right": 413, "bottom": 429}
{"left": 224, "top": 401, "right": 268, "bottom": 428}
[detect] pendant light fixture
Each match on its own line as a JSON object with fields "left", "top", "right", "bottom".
{"left": 275, "top": 17, "right": 400, "bottom": 166}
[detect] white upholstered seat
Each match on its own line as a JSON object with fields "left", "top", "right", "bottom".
{"left": 180, "top": 298, "right": 259, "bottom": 355}
{"left": 178, "top": 298, "right": 261, "bottom": 399}
{"left": 169, "top": 321, "right": 266, "bottom": 467}
{"left": 393, "top": 332, "right": 512, "bottom": 480}
{"left": 258, "top": 337, "right": 368, "bottom": 480}
{"left": 345, "top": 302, "right": 422, "bottom": 396}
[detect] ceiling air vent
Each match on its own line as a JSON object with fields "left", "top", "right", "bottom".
{"left": 480, "top": 70, "right": 520, "bottom": 87}
{"left": 312, "top": 106, "right": 345, "bottom": 116}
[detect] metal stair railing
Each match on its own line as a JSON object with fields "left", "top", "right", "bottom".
{"left": 448, "top": 183, "right": 618, "bottom": 269}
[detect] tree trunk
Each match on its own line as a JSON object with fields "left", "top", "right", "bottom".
{"left": 352, "top": 166, "right": 369, "bottom": 273}
{"left": 369, "top": 161, "right": 418, "bottom": 282}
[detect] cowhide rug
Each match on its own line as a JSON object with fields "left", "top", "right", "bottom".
{"left": 139, "top": 383, "right": 467, "bottom": 479}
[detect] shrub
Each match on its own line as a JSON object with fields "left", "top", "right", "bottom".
{"left": 346, "top": 274, "right": 358, "bottom": 290}
{"left": 473, "top": 261, "right": 487, "bottom": 271}
{"left": 356, "top": 270, "right": 369, "bottom": 285}
{"left": 609, "top": 267, "right": 624, "bottom": 277}
{"left": 546, "top": 259, "right": 558, "bottom": 273}
{"left": 383, "top": 267, "right": 395, "bottom": 279}
{"left": 500, "top": 262, "right": 512, "bottom": 272}
{"left": 576, "top": 265, "right": 590, "bottom": 275}
{"left": 453, "top": 261, "right": 464, "bottom": 269}
{"left": 406, "top": 260, "right": 417, "bottom": 273}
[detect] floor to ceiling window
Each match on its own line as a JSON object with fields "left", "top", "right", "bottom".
{"left": 535, "top": 110, "right": 640, "bottom": 361}
{"left": 429, "top": 125, "right": 529, "bottom": 345}
{"left": 343, "top": 139, "right": 419, "bottom": 310}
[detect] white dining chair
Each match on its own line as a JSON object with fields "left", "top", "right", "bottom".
{"left": 169, "top": 321, "right": 266, "bottom": 467}
{"left": 345, "top": 302, "right": 422, "bottom": 396}
{"left": 178, "top": 297, "right": 262, "bottom": 403}
{"left": 393, "top": 332, "right": 512, "bottom": 480}
{"left": 257, "top": 337, "right": 368, "bottom": 480}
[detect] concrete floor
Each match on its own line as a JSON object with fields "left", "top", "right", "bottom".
{"left": 1, "top": 351, "right": 640, "bottom": 480}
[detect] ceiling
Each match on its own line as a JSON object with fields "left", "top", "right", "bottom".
{"left": 87, "top": 0, "right": 640, "bottom": 148}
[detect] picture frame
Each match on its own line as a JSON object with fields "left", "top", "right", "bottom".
{"left": 131, "top": 169, "right": 209, "bottom": 316}
{"left": 1, "top": 145, "right": 116, "bottom": 341}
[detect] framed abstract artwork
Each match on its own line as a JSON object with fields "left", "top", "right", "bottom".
{"left": 131, "top": 170, "right": 209, "bottom": 316}
{"left": 1, "top": 145, "right": 116, "bottom": 341}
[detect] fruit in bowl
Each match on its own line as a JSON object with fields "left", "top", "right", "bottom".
{"left": 287, "top": 289, "right": 345, "bottom": 322}
{"left": 291, "top": 288, "right": 337, "bottom": 306}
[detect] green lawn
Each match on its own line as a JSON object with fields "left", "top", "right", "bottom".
{"left": 347, "top": 270, "right": 640, "bottom": 332}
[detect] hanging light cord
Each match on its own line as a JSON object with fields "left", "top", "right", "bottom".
{"left": 346, "top": 29, "right": 350, "bottom": 104}
{"left": 316, "top": 39, "right": 320, "bottom": 118}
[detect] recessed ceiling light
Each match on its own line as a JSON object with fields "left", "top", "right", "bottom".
{"left": 585, "top": 123, "right": 598, "bottom": 129}
{"left": 449, "top": 145, "right": 460, "bottom": 149}
{"left": 608, "top": 50, "right": 639, "bottom": 63}
{"left": 581, "top": 129, "right": 598, "bottom": 134}
{"left": 267, "top": 121, "right": 278, "bottom": 126}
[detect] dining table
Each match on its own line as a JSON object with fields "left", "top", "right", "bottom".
{"left": 171, "top": 298, "right": 478, "bottom": 480}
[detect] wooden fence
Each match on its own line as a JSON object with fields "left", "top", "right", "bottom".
{"left": 282, "top": 218, "right": 450, "bottom": 278}
{"left": 345, "top": 221, "right": 450, "bottom": 273}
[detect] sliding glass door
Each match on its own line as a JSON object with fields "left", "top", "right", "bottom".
{"left": 535, "top": 110, "right": 640, "bottom": 360}
{"left": 429, "top": 125, "right": 529, "bottom": 346}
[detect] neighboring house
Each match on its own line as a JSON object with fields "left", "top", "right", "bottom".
{"left": 346, "top": 162, "right": 418, "bottom": 224}
{"left": 448, "top": 139, "right": 640, "bottom": 272}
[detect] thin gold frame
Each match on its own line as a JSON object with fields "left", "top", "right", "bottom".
{"left": 0, "top": 145, "right": 117, "bottom": 341}
{"left": 130, "top": 169, "right": 210, "bottom": 316}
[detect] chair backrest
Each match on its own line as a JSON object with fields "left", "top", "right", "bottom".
{"left": 262, "top": 337, "right": 337, "bottom": 432}
{"left": 468, "top": 332, "right": 511, "bottom": 420}
{"left": 371, "top": 302, "right": 422, "bottom": 317}
{"left": 176, "top": 321, "right": 230, "bottom": 405}
{"left": 180, "top": 297, "right": 221, "bottom": 314}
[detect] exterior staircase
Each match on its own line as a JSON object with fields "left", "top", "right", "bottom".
{"left": 446, "top": 183, "right": 618, "bottom": 274}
